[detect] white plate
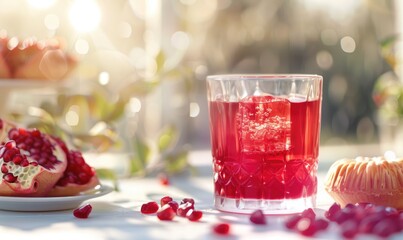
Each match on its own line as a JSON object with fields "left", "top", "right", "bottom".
{"left": 0, "top": 185, "right": 113, "bottom": 212}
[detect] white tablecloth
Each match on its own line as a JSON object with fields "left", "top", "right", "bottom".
{"left": 0, "top": 150, "right": 401, "bottom": 240}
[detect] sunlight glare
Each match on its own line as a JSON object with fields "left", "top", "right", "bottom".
{"left": 27, "top": 0, "right": 56, "bottom": 9}
{"left": 69, "top": 0, "right": 101, "bottom": 33}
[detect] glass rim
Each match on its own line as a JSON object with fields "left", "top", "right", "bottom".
{"left": 207, "top": 74, "right": 323, "bottom": 81}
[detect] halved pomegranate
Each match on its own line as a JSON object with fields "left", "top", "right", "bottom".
{"left": 0, "top": 129, "right": 67, "bottom": 196}
{"left": 48, "top": 149, "right": 99, "bottom": 197}
{"left": 0, "top": 119, "right": 100, "bottom": 197}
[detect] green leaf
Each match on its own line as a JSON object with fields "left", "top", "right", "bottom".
{"left": 158, "top": 125, "right": 178, "bottom": 152}
{"left": 130, "top": 134, "right": 151, "bottom": 175}
{"left": 95, "top": 168, "right": 119, "bottom": 191}
{"left": 26, "top": 121, "right": 58, "bottom": 135}
{"left": 155, "top": 51, "right": 166, "bottom": 73}
{"left": 165, "top": 150, "right": 189, "bottom": 174}
{"left": 119, "top": 80, "right": 159, "bottom": 101}
{"left": 380, "top": 35, "right": 398, "bottom": 49}
{"left": 73, "top": 134, "right": 117, "bottom": 152}
{"left": 102, "top": 99, "right": 127, "bottom": 122}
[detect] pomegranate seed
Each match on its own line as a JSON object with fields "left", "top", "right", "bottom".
{"left": 180, "top": 198, "right": 195, "bottom": 206}
{"left": 159, "top": 174, "right": 170, "bottom": 186}
{"left": 213, "top": 223, "right": 230, "bottom": 235}
{"left": 186, "top": 209, "right": 203, "bottom": 222}
{"left": 313, "top": 218, "right": 329, "bottom": 231}
{"left": 140, "top": 201, "right": 159, "bottom": 214}
{"left": 334, "top": 207, "right": 355, "bottom": 224}
{"left": 32, "top": 129, "right": 41, "bottom": 137}
{"left": 1, "top": 164, "right": 8, "bottom": 173}
{"left": 3, "top": 173, "right": 17, "bottom": 183}
{"left": 358, "top": 214, "right": 382, "bottom": 233}
{"left": 160, "top": 196, "right": 173, "bottom": 207}
{"left": 73, "top": 204, "right": 92, "bottom": 219}
{"left": 340, "top": 219, "right": 358, "bottom": 238}
{"left": 373, "top": 218, "right": 400, "bottom": 237}
{"left": 12, "top": 154, "right": 23, "bottom": 165}
{"left": 177, "top": 202, "right": 194, "bottom": 217}
{"left": 167, "top": 201, "right": 179, "bottom": 212}
{"left": 325, "top": 202, "right": 341, "bottom": 221}
{"left": 4, "top": 141, "right": 14, "bottom": 149}
{"left": 249, "top": 210, "right": 266, "bottom": 225}
{"left": 295, "top": 217, "right": 317, "bottom": 237}
{"left": 301, "top": 208, "right": 316, "bottom": 220}
{"left": 285, "top": 215, "right": 302, "bottom": 230}
{"left": 20, "top": 159, "right": 30, "bottom": 167}
{"left": 3, "top": 151, "right": 12, "bottom": 162}
{"left": 157, "top": 205, "right": 176, "bottom": 221}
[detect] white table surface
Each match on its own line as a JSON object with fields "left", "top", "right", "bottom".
{"left": 0, "top": 149, "right": 402, "bottom": 240}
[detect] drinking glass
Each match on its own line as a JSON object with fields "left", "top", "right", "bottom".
{"left": 207, "top": 74, "right": 323, "bottom": 214}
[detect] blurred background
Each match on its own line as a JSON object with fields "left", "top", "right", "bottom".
{"left": 0, "top": 0, "right": 401, "bottom": 176}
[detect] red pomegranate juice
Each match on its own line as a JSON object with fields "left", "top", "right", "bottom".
{"left": 209, "top": 95, "right": 321, "bottom": 201}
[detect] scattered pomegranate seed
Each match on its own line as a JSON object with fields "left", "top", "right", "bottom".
{"left": 167, "top": 201, "right": 179, "bottom": 212}
{"left": 141, "top": 201, "right": 159, "bottom": 214}
{"left": 313, "top": 218, "right": 329, "bottom": 231}
{"left": 325, "top": 202, "right": 403, "bottom": 238}
{"left": 296, "top": 217, "right": 317, "bottom": 237}
{"left": 249, "top": 210, "right": 266, "bottom": 225}
{"left": 324, "top": 202, "right": 341, "bottom": 221}
{"left": 160, "top": 196, "right": 173, "bottom": 207}
{"left": 180, "top": 198, "right": 195, "bottom": 206}
{"left": 284, "top": 207, "right": 330, "bottom": 237}
{"left": 186, "top": 209, "right": 203, "bottom": 222}
{"left": 340, "top": 219, "right": 358, "bottom": 238}
{"left": 159, "top": 174, "right": 170, "bottom": 186}
{"left": 213, "top": 223, "right": 230, "bottom": 235}
{"left": 285, "top": 215, "right": 302, "bottom": 230}
{"left": 177, "top": 202, "right": 194, "bottom": 217}
{"left": 157, "top": 205, "right": 176, "bottom": 221}
{"left": 73, "top": 204, "right": 92, "bottom": 219}
{"left": 301, "top": 208, "right": 316, "bottom": 220}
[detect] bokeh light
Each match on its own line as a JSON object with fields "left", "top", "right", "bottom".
{"left": 98, "top": 72, "right": 110, "bottom": 85}
{"left": 340, "top": 36, "right": 356, "bottom": 53}
{"left": 118, "top": 21, "right": 132, "bottom": 38}
{"left": 316, "top": 50, "right": 333, "bottom": 70}
{"left": 128, "top": 98, "right": 142, "bottom": 113}
{"left": 44, "top": 14, "right": 60, "bottom": 31}
{"left": 189, "top": 102, "right": 200, "bottom": 118}
{"left": 75, "top": 39, "right": 90, "bottom": 55}
{"left": 69, "top": 0, "right": 101, "bottom": 33}
{"left": 65, "top": 105, "right": 80, "bottom": 126}
{"left": 171, "top": 31, "right": 190, "bottom": 50}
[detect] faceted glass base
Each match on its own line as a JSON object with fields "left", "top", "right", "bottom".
{"left": 214, "top": 194, "right": 316, "bottom": 214}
